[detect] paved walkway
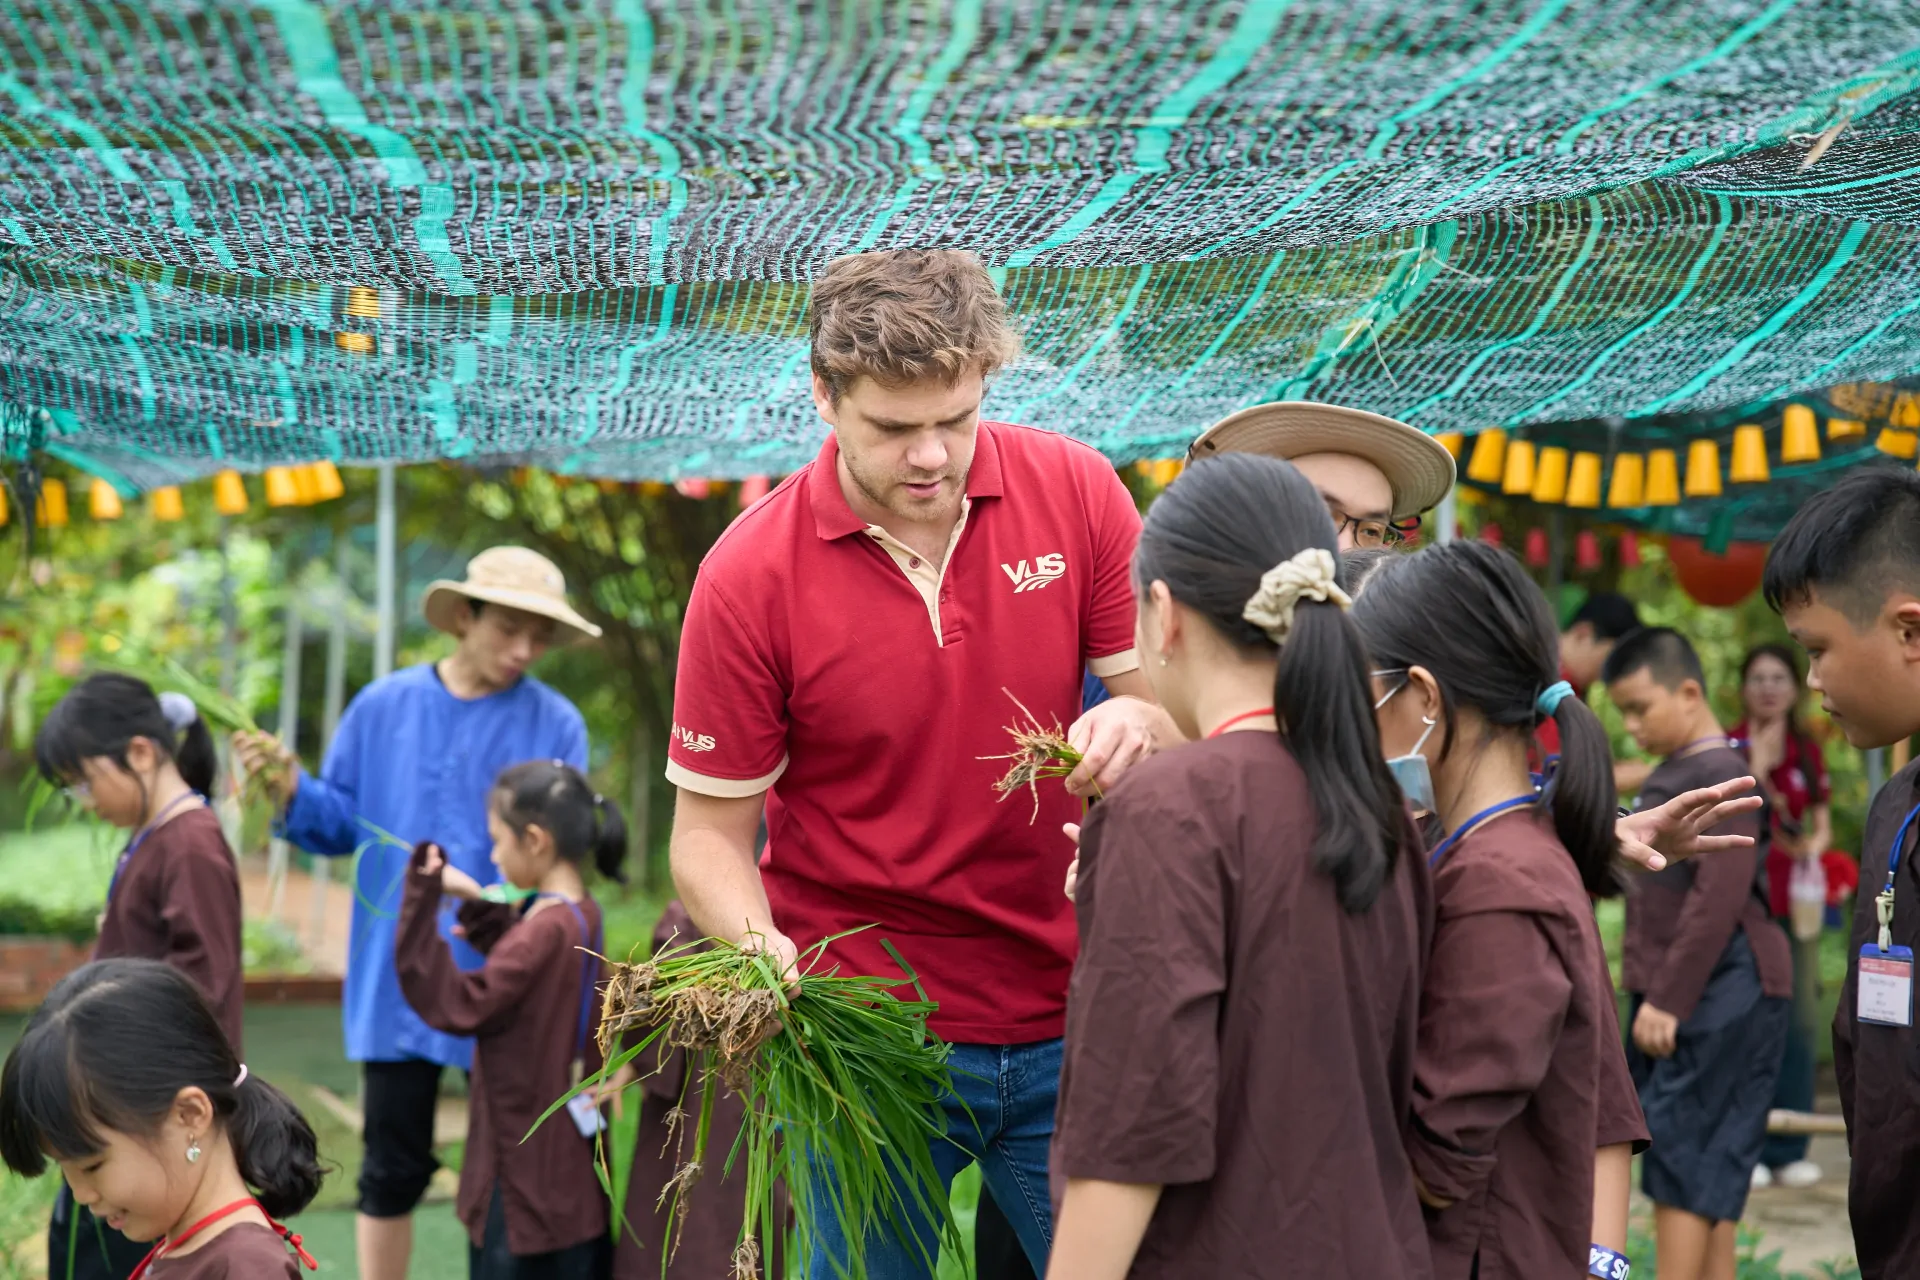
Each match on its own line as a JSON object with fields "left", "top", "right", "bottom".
{"left": 238, "top": 850, "right": 354, "bottom": 974}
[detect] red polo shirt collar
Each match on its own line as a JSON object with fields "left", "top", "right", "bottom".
{"left": 808, "top": 420, "right": 1007, "bottom": 540}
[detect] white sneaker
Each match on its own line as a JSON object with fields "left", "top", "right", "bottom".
{"left": 1775, "top": 1160, "right": 1823, "bottom": 1189}
{"left": 1751, "top": 1164, "right": 1775, "bottom": 1189}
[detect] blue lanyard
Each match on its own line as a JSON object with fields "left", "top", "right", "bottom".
{"left": 1882, "top": 803, "right": 1920, "bottom": 895}
{"left": 539, "top": 896, "right": 603, "bottom": 1064}
{"left": 1428, "top": 795, "right": 1536, "bottom": 869}
{"left": 106, "top": 792, "right": 201, "bottom": 907}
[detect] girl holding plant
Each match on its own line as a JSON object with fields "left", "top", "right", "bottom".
{"left": 1047, "top": 453, "right": 1432, "bottom": 1279}
{"left": 1351, "top": 541, "right": 1643, "bottom": 1280}
{"left": 34, "top": 673, "right": 243, "bottom": 1280}
{"left": 394, "top": 759, "right": 624, "bottom": 1280}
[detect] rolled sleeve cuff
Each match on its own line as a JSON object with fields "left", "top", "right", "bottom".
{"left": 1406, "top": 1122, "right": 1498, "bottom": 1206}
{"left": 1087, "top": 648, "right": 1141, "bottom": 679}
{"left": 665, "top": 757, "right": 787, "bottom": 799}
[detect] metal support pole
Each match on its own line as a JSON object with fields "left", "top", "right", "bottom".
{"left": 310, "top": 535, "right": 351, "bottom": 950}
{"left": 266, "top": 573, "right": 305, "bottom": 922}
{"left": 375, "top": 464, "right": 397, "bottom": 679}
{"left": 1434, "top": 488, "right": 1456, "bottom": 545}
{"left": 1547, "top": 511, "right": 1566, "bottom": 595}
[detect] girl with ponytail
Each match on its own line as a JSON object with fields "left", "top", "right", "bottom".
{"left": 0, "top": 959, "right": 322, "bottom": 1278}
{"left": 1351, "top": 540, "right": 1643, "bottom": 1280}
{"left": 395, "top": 759, "right": 623, "bottom": 1278}
{"left": 34, "top": 674, "right": 245, "bottom": 1280}
{"left": 1048, "top": 454, "right": 1431, "bottom": 1279}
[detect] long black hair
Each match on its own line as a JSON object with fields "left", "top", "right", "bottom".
{"left": 1135, "top": 453, "right": 1404, "bottom": 913}
{"left": 1352, "top": 541, "right": 1621, "bottom": 897}
{"left": 1740, "top": 643, "right": 1807, "bottom": 742}
{"left": 35, "top": 673, "right": 217, "bottom": 801}
{"left": 492, "top": 760, "right": 628, "bottom": 882}
{"left": 0, "top": 959, "right": 323, "bottom": 1219}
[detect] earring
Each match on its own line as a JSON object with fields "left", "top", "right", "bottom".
{"left": 186, "top": 1138, "right": 201, "bottom": 1164}
{"left": 1159, "top": 655, "right": 1170, "bottom": 667}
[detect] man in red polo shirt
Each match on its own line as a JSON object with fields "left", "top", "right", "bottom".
{"left": 666, "top": 248, "right": 1169, "bottom": 1279}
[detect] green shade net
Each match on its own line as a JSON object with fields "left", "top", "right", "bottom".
{"left": 4, "top": 1, "right": 1920, "bottom": 490}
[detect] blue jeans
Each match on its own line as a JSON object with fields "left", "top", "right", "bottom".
{"left": 804, "top": 1038, "right": 1061, "bottom": 1280}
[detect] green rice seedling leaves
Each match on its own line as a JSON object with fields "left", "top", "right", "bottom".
{"left": 536, "top": 928, "right": 962, "bottom": 1280}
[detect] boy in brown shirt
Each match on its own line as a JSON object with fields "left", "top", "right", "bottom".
{"left": 1605, "top": 627, "right": 1791, "bottom": 1280}
{"left": 1761, "top": 465, "right": 1920, "bottom": 1280}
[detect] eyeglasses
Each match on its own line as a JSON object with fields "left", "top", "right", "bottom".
{"left": 1332, "top": 511, "right": 1419, "bottom": 549}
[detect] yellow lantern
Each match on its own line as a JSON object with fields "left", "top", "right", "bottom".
{"left": 265, "top": 467, "right": 300, "bottom": 507}
{"left": 1729, "top": 425, "right": 1770, "bottom": 483}
{"left": 1896, "top": 393, "right": 1920, "bottom": 430}
{"left": 149, "top": 486, "right": 185, "bottom": 522}
{"left": 1433, "top": 432, "right": 1465, "bottom": 460}
{"left": 1645, "top": 450, "right": 1681, "bottom": 506}
{"left": 1607, "top": 454, "right": 1646, "bottom": 508}
{"left": 639, "top": 480, "right": 669, "bottom": 497}
{"left": 335, "top": 331, "right": 375, "bottom": 355}
{"left": 1877, "top": 429, "right": 1920, "bottom": 460}
{"left": 1780, "top": 405, "right": 1821, "bottom": 463}
{"left": 346, "top": 286, "right": 382, "bottom": 318}
{"left": 0, "top": 484, "right": 9, "bottom": 526}
{"left": 1829, "top": 416, "right": 1866, "bottom": 440}
{"left": 1566, "top": 452, "right": 1603, "bottom": 508}
{"left": 311, "top": 461, "right": 344, "bottom": 502}
{"left": 1684, "top": 439, "right": 1722, "bottom": 498}
{"left": 35, "top": 478, "right": 69, "bottom": 528}
{"left": 1150, "top": 459, "right": 1181, "bottom": 487}
{"left": 213, "top": 470, "right": 249, "bottom": 515}
{"left": 1132, "top": 460, "right": 1153, "bottom": 477}
{"left": 1501, "top": 439, "right": 1536, "bottom": 495}
{"left": 88, "top": 479, "right": 123, "bottom": 520}
{"left": 291, "top": 465, "right": 320, "bottom": 505}
{"left": 1466, "top": 428, "right": 1507, "bottom": 484}
{"left": 1531, "top": 446, "right": 1569, "bottom": 504}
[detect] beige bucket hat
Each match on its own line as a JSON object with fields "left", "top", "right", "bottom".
{"left": 422, "top": 546, "right": 603, "bottom": 643}
{"left": 1188, "top": 401, "right": 1457, "bottom": 519}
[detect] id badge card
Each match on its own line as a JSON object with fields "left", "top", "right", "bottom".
{"left": 565, "top": 1091, "right": 607, "bottom": 1139}
{"left": 1859, "top": 945, "right": 1915, "bottom": 1027}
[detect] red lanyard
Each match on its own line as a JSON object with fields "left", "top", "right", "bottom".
{"left": 129, "top": 1197, "right": 318, "bottom": 1277}
{"left": 1208, "top": 707, "right": 1276, "bottom": 738}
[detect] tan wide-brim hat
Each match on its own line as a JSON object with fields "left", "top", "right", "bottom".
{"left": 1188, "top": 401, "right": 1457, "bottom": 519}
{"left": 422, "top": 546, "right": 603, "bottom": 643}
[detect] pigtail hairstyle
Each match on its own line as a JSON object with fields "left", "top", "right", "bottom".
{"left": 494, "top": 759, "right": 629, "bottom": 883}
{"left": 0, "top": 959, "right": 323, "bottom": 1218}
{"left": 1134, "top": 454, "right": 1403, "bottom": 913}
{"left": 35, "top": 673, "right": 218, "bottom": 799}
{"left": 1352, "top": 542, "right": 1621, "bottom": 896}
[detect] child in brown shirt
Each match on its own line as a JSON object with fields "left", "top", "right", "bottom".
{"left": 0, "top": 958, "right": 322, "bottom": 1279}
{"left": 1605, "top": 627, "right": 1791, "bottom": 1280}
{"left": 396, "top": 760, "right": 625, "bottom": 1280}
{"left": 1354, "top": 541, "right": 1644, "bottom": 1280}
{"left": 1761, "top": 465, "right": 1920, "bottom": 1280}
{"left": 34, "top": 674, "right": 245, "bottom": 1279}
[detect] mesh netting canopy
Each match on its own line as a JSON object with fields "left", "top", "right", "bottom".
{"left": 4, "top": 1, "right": 1920, "bottom": 488}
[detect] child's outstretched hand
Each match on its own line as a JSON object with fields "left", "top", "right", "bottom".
{"left": 440, "top": 863, "right": 484, "bottom": 901}
{"left": 1615, "top": 776, "right": 1762, "bottom": 872}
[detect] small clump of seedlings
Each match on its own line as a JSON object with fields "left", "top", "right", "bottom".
{"left": 542, "top": 929, "right": 960, "bottom": 1280}
{"left": 980, "top": 688, "right": 1087, "bottom": 821}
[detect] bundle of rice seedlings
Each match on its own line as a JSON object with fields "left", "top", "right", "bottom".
{"left": 980, "top": 688, "right": 1086, "bottom": 821}
{"left": 546, "top": 929, "right": 959, "bottom": 1280}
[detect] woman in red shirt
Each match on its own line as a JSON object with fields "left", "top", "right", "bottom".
{"left": 1729, "top": 643, "right": 1832, "bottom": 1191}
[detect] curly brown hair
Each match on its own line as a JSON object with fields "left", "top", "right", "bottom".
{"left": 809, "top": 249, "right": 1020, "bottom": 400}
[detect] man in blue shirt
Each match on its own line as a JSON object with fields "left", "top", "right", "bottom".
{"left": 235, "top": 545, "right": 594, "bottom": 1280}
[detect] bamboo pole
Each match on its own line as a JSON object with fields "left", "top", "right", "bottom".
{"left": 1766, "top": 1109, "right": 1847, "bottom": 1136}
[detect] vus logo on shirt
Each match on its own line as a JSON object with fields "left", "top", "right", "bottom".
{"left": 1001, "top": 552, "right": 1066, "bottom": 593}
{"left": 672, "top": 723, "right": 717, "bottom": 753}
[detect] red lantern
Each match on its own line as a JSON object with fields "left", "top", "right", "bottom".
{"left": 1575, "top": 529, "right": 1602, "bottom": 573}
{"left": 674, "top": 477, "right": 711, "bottom": 500}
{"left": 1619, "top": 532, "right": 1641, "bottom": 568}
{"left": 1524, "top": 526, "right": 1550, "bottom": 568}
{"left": 738, "top": 474, "right": 771, "bottom": 508}
{"left": 1666, "top": 536, "right": 1768, "bottom": 607}
{"left": 1479, "top": 522, "right": 1503, "bottom": 547}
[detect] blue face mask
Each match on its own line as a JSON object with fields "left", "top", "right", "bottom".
{"left": 1374, "top": 678, "right": 1439, "bottom": 814}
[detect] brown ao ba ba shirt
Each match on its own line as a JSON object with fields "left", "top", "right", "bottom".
{"left": 143, "top": 1222, "right": 303, "bottom": 1279}
{"left": 1053, "top": 731, "right": 1434, "bottom": 1280}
